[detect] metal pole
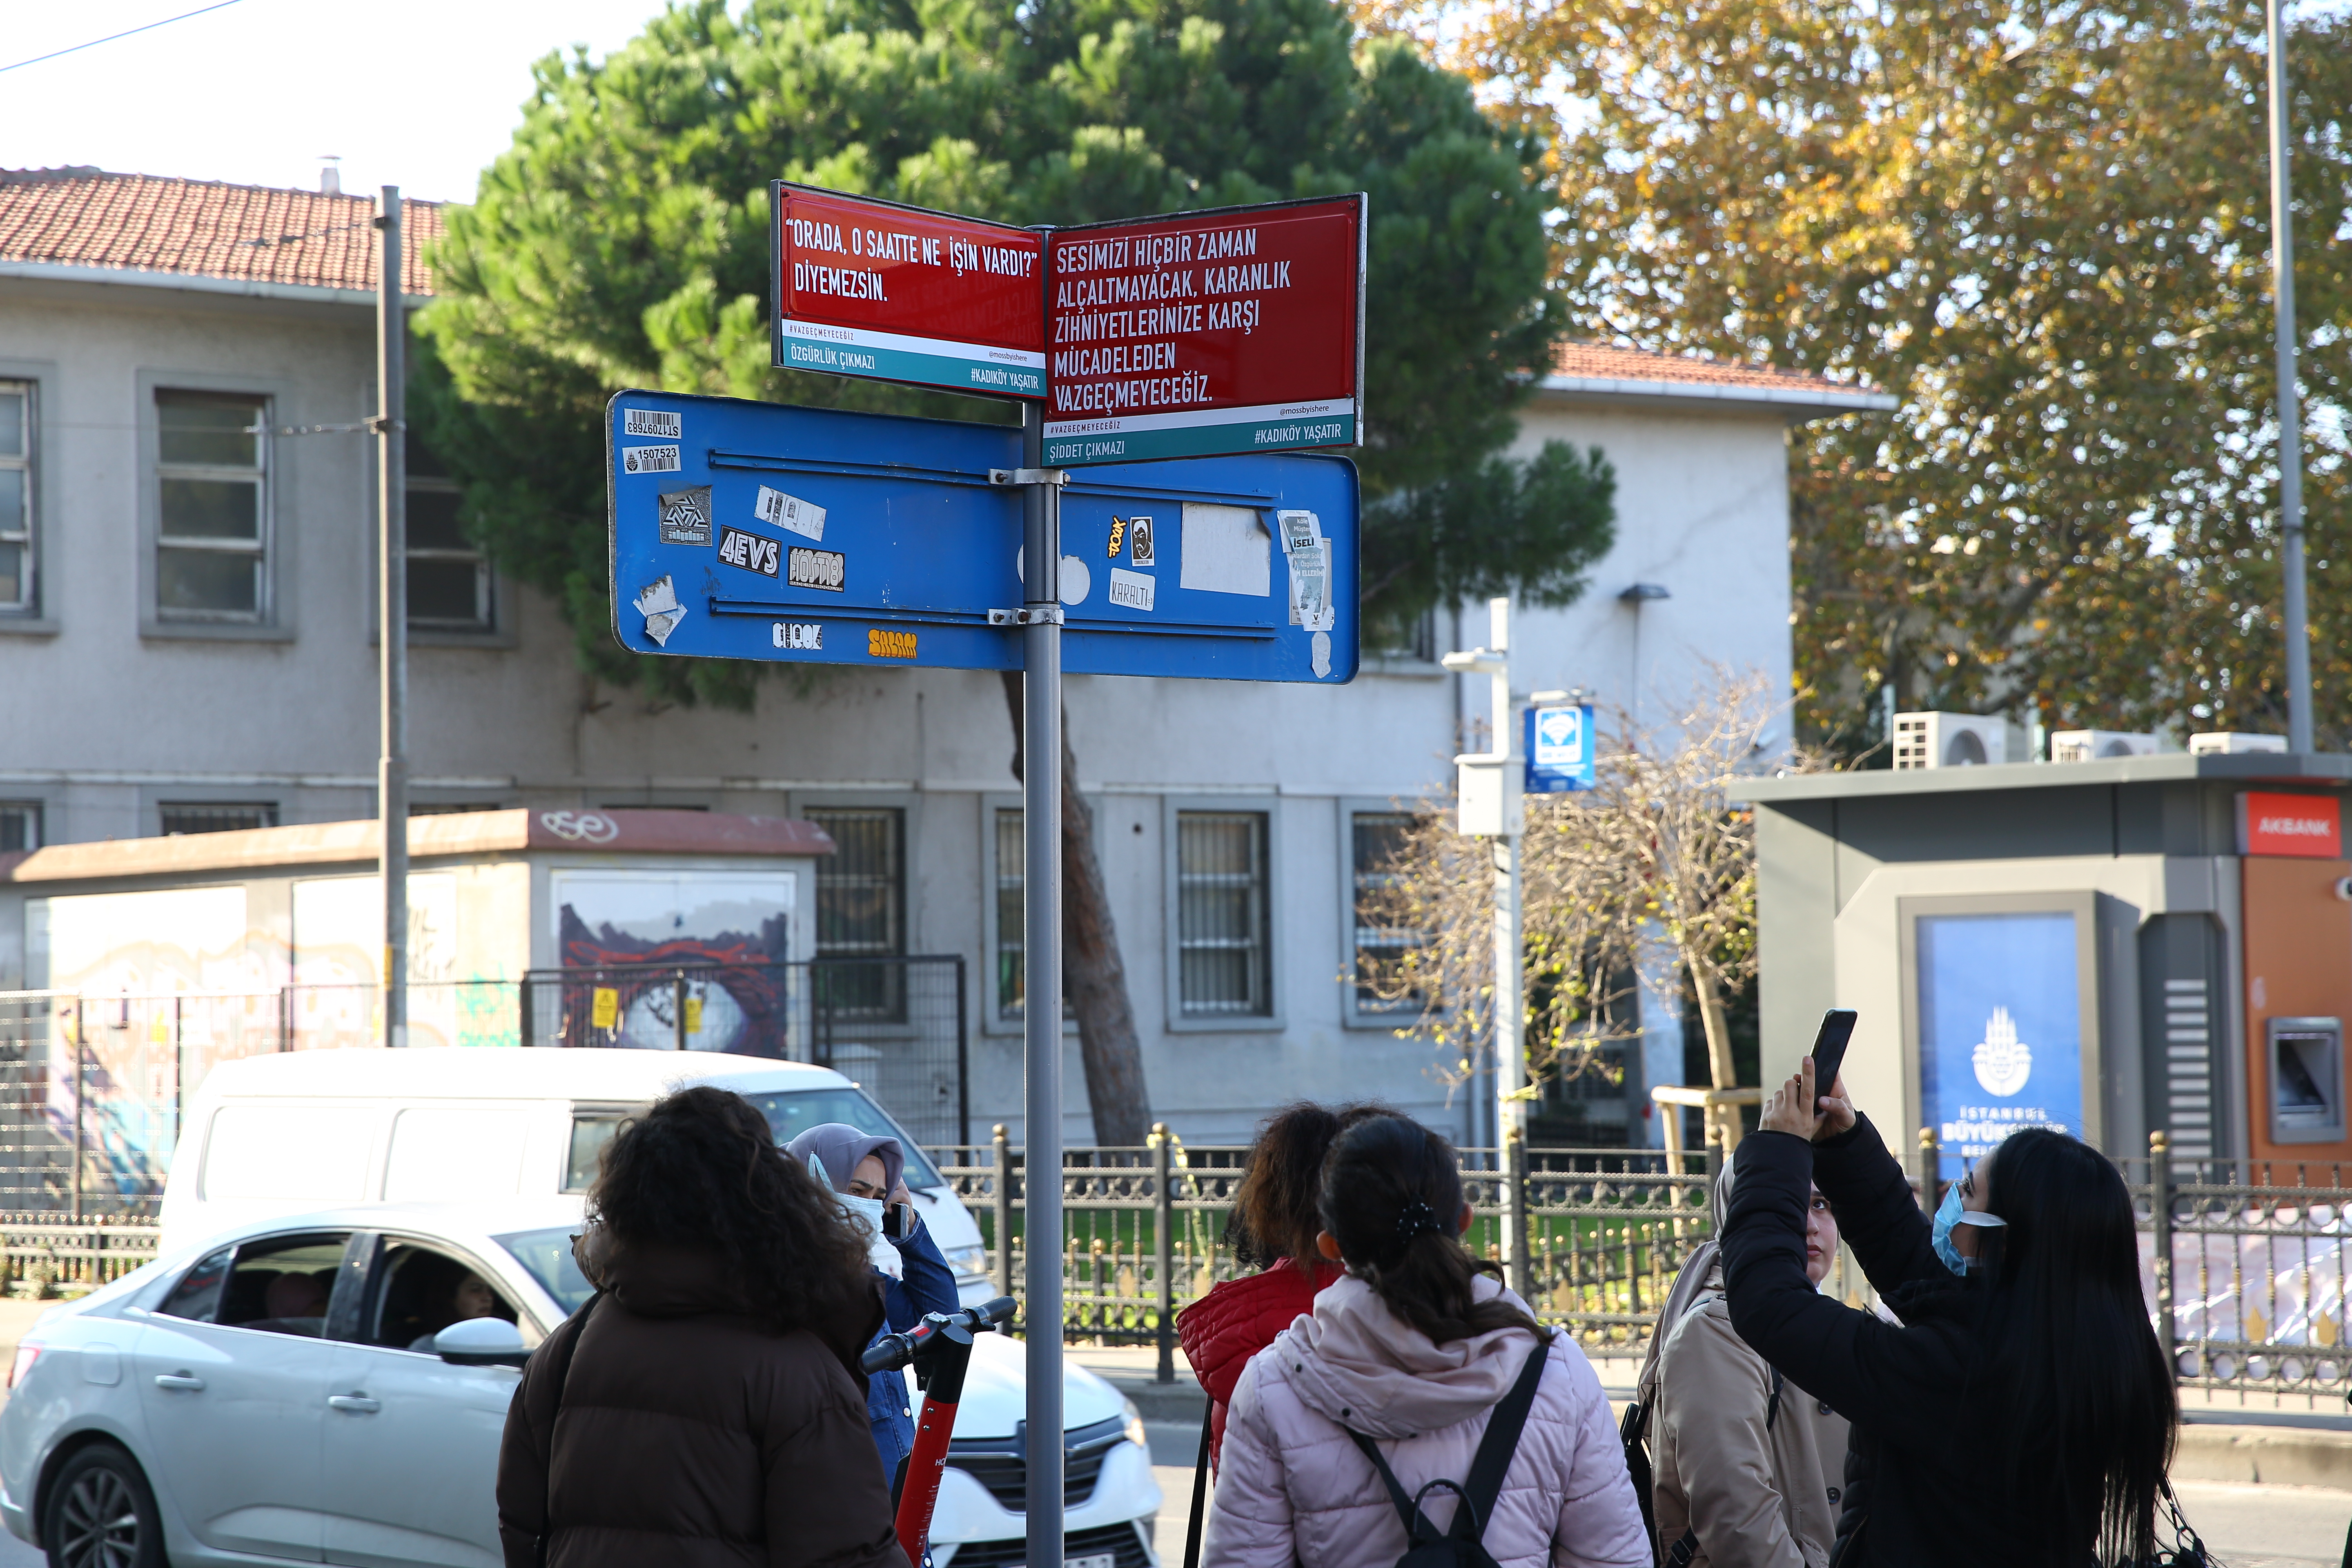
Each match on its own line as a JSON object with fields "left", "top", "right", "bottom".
{"left": 2149, "top": 1131, "right": 2177, "bottom": 1382}
{"left": 375, "top": 186, "right": 410, "bottom": 1043}
{"left": 1154, "top": 1123, "right": 1175, "bottom": 1384}
{"left": 993, "top": 1123, "right": 1016, "bottom": 1302}
{"left": 674, "top": 971, "right": 689, "bottom": 1051}
{"left": 2264, "top": 0, "right": 2311, "bottom": 752}
{"left": 1020, "top": 400, "right": 1065, "bottom": 1568}
{"left": 1488, "top": 597, "right": 1530, "bottom": 1294}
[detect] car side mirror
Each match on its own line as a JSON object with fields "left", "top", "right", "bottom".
{"left": 436, "top": 1317, "right": 529, "bottom": 1368}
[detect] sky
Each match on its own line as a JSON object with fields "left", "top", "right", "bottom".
{"left": 0, "top": 0, "right": 674, "bottom": 204}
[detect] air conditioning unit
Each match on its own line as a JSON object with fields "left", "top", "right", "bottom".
{"left": 2191, "top": 732, "right": 2288, "bottom": 755}
{"left": 1893, "top": 712, "right": 2007, "bottom": 770}
{"left": 2050, "top": 730, "right": 2162, "bottom": 764}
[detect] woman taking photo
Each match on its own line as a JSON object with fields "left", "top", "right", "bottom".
{"left": 1723, "top": 1060, "right": 2176, "bottom": 1566}
{"left": 1177, "top": 1100, "right": 1393, "bottom": 1475}
{"left": 497, "top": 1087, "right": 908, "bottom": 1568}
{"left": 1205, "top": 1114, "right": 1647, "bottom": 1568}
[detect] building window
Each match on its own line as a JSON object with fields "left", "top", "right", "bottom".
{"left": 406, "top": 430, "right": 491, "bottom": 632}
{"left": 159, "top": 802, "right": 278, "bottom": 836}
{"left": 1177, "top": 811, "right": 1272, "bottom": 1016}
{"left": 0, "top": 803, "right": 40, "bottom": 853}
{"left": 410, "top": 802, "right": 504, "bottom": 816}
{"left": 0, "top": 381, "right": 32, "bottom": 613}
{"left": 995, "top": 808, "right": 1026, "bottom": 1020}
{"left": 156, "top": 391, "right": 267, "bottom": 621}
{"left": 806, "top": 806, "right": 905, "bottom": 1019}
{"left": 1351, "top": 811, "right": 1418, "bottom": 1013}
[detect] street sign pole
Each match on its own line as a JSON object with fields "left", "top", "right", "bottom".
{"left": 374, "top": 185, "right": 408, "bottom": 1048}
{"left": 1016, "top": 404, "right": 1066, "bottom": 1568}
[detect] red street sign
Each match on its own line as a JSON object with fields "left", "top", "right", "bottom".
{"left": 1042, "top": 194, "right": 1365, "bottom": 466}
{"left": 2239, "top": 791, "right": 2344, "bottom": 858}
{"left": 770, "top": 183, "right": 1044, "bottom": 399}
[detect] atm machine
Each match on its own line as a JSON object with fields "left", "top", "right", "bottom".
{"left": 2268, "top": 1018, "right": 2346, "bottom": 1145}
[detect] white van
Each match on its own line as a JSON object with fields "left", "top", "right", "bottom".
{"left": 157, "top": 1048, "right": 996, "bottom": 1301}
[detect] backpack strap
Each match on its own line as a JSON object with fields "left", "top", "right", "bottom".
{"left": 1183, "top": 1400, "right": 1213, "bottom": 1568}
{"left": 535, "top": 1292, "right": 602, "bottom": 1568}
{"left": 1344, "top": 1430, "right": 1448, "bottom": 1546}
{"left": 1454, "top": 1338, "right": 1552, "bottom": 1541}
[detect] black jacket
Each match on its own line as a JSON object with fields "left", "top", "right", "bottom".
{"left": 1721, "top": 1118, "right": 2085, "bottom": 1568}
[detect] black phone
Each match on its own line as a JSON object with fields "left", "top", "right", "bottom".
{"left": 1810, "top": 1008, "right": 1858, "bottom": 1096}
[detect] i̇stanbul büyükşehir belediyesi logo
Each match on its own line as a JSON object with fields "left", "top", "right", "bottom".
{"left": 1972, "top": 1005, "right": 2034, "bottom": 1097}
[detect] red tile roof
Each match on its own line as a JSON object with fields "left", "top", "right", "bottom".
{"left": 0, "top": 168, "right": 441, "bottom": 295}
{"left": 1550, "top": 340, "right": 1889, "bottom": 402}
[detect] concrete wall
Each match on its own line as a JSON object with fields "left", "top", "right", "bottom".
{"left": 0, "top": 272, "right": 1810, "bottom": 1144}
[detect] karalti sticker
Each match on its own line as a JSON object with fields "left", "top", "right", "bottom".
{"left": 633, "top": 575, "right": 685, "bottom": 646}
{"left": 1107, "top": 567, "right": 1156, "bottom": 611}
{"left": 657, "top": 485, "right": 713, "bottom": 545}
{"left": 624, "top": 408, "right": 683, "bottom": 439}
{"left": 1279, "top": 509, "right": 1333, "bottom": 632}
{"left": 717, "top": 526, "right": 782, "bottom": 577}
{"left": 755, "top": 485, "right": 827, "bottom": 541}
{"left": 788, "top": 547, "right": 846, "bottom": 592}
{"left": 772, "top": 622, "right": 824, "bottom": 650}
{"left": 1129, "top": 515, "right": 1155, "bottom": 566}
{"left": 622, "top": 443, "right": 682, "bottom": 474}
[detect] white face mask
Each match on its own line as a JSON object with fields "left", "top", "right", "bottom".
{"left": 840, "top": 1192, "right": 903, "bottom": 1278}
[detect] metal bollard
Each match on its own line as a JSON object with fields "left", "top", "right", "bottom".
{"left": 992, "top": 1124, "right": 1015, "bottom": 1302}
{"left": 1152, "top": 1123, "right": 1175, "bottom": 1384}
{"left": 2149, "top": 1130, "right": 2176, "bottom": 1380}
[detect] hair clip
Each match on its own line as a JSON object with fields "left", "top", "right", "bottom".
{"left": 1395, "top": 1199, "right": 1446, "bottom": 1243}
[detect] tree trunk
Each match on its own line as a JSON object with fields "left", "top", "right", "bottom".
{"left": 1001, "top": 672, "right": 1156, "bottom": 1145}
{"left": 1686, "top": 956, "right": 1742, "bottom": 1154}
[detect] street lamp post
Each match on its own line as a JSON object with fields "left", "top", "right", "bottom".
{"left": 2263, "top": 0, "right": 2312, "bottom": 753}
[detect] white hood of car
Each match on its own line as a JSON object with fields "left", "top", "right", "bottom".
{"left": 916, "top": 1332, "right": 1127, "bottom": 1438}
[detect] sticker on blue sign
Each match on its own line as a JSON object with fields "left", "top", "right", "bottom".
{"left": 787, "top": 546, "right": 845, "bottom": 592}
{"left": 623, "top": 443, "right": 682, "bottom": 475}
{"left": 772, "top": 622, "right": 824, "bottom": 650}
{"left": 624, "top": 408, "right": 683, "bottom": 439}
{"left": 755, "top": 485, "right": 826, "bottom": 541}
{"left": 659, "top": 486, "right": 713, "bottom": 545}
{"left": 1107, "top": 568, "right": 1155, "bottom": 611}
{"left": 1525, "top": 703, "right": 1597, "bottom": 793}
{"left": 718, "top": 527, "right": 782, "bottom": 577}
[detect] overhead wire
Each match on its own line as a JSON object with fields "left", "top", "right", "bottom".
{"left": 0, "top": 1, "right": 247, "bottom": 76}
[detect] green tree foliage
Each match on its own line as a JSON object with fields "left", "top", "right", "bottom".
{"left": 1455, "top": 0, "right": 2351, "bottom": 751}
{"left": 416, "top": 0, "right": 1617, "bottom": 701}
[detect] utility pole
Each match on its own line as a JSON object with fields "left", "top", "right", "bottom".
{"left": 375, "top": 186, "right": 409, "bottom": 1045}
{"left": 1444, "top": 597, "right": 1529, "bottom": 1295}
{"left": 2265, "top": 0, "right": 2312, "bottom": 753}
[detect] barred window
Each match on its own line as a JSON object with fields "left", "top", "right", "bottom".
{"left": 994, "top": 808, "right": 1026, "bottom": 1020}
{"left": 160, "top": 802, "right": 278, "bottom": 836}
{"left": 156, "top": 392, "right": 267, "bottom": 620}
{"left": 0, "top": 803, "right": 40, "bottom": 853}
{"left": 806, "top": 806, "right": 906, "bottom": 1019}
{"left": 0, "top": 381, "right": 33, "bottom": 612}
{"left": 1177, "top": 811, "right": 1271, "bottom": 1016}
{"left": 1351, "top": 811, "right": 1418, "bottom": 1012}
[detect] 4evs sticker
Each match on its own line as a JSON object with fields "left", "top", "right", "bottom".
{"left": 772, "top": 183, "right": 1045, "bottom": 399}
{"left": 717, "top": 527, "right": 782, "bottom": 577}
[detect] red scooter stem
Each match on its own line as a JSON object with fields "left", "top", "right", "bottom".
{"left": 865, "top": 1298, "right": 1016, "bottom": 1566}
{"left": 896, "top": 1389, "right": 961, "bottom": 1561}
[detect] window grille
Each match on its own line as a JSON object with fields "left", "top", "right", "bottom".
{"left": 0, "top": 803, "right": 39, "bottom": 853}
{"left": 0, "top": 382, "right": 32, "bottom": 612}
{"left": 1177, "top": 811, "right": 1271, "bottom": 1016}
{"left": 806, "top": 806, "right": 906, "bottom": 1020}
{"left": 995, "top": 808, "right": 1026, "bottom": 1019}
{"left": 405, "top": 430, "right": 491, "bottom": 631}
{"left": 156, "top": 392, "right": 268, "bottom": 619}
{"left": 159, "top": 802, "right": 278, "bottom": 836}
{"left": 1351, "top": 811, "right": 1418, "bottom": 1013}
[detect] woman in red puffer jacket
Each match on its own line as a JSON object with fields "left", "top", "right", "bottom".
{"left": 1177, "top": 1100, "right": 1395, "bottom": 1472}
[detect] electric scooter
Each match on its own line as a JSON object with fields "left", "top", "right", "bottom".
{"left": 864, "top": 1295, "right": 1020, "bottom": 1565}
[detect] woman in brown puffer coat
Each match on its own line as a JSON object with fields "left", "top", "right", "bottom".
{"left": 497, "top": 1086, "right": 910, "bottom": 1568}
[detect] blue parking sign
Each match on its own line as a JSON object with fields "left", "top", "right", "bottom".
{"left": 1525, "top": 704, "right": 1596, "bottom": 793}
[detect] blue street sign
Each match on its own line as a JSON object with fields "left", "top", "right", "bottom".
{"left": 1525, "top": 703, "right": 1597, "bottom": 793}
{"left": 608, "top": 391, "right": 1357, "bottom": 683}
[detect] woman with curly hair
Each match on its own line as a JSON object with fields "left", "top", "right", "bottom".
{"left": 496, "top": 1086, "right": 909, "bottom": 1568}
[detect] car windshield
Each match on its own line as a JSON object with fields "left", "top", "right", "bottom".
{"left": 740, "top": 1088, "right": 944, "bottom": 1189}
{"left": 494, "top": 1228, "right": 595, "bottom": 1316}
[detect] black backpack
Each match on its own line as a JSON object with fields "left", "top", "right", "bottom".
{"left": 1341, "top": 1339, "right": 1550, "bottom": 1568}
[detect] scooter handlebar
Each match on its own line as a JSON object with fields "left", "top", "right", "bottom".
{"left": 861, "top": 1295, "right": 1017, "bottom": 1374}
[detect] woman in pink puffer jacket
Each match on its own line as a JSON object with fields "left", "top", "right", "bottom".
{"left": 1203, "top": 1116, "right": 1649, "bottom": 1568}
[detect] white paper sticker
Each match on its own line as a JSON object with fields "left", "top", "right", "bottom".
{"left": 1107, "top": 568, "right": 1156, "bottom": 611}
{"left": 633, "top": 575, "right": 684, "bottom": 646}
{"left": 624, "top": 408, "right": 682, "bottom": 438}
{"left": 1312, "top": 630, "right": 1332, "bottom": 678}
{"left": 1180, "top": 503, "right": 1270, "bottom": 597}
{"left": 756, "top": 485, "right": 826, "bottom": 541}
{"left": 1278, "top": 509, "right": 1334, "bottom": 632}
{"left": 622, "top": 443, "right": 682, "bottom": 474}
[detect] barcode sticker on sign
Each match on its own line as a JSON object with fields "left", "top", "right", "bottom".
{"left": 624, "top": 408, "right": 682, "bottom": 438}
{"left": 623, "top": 444, "right": 682, "bottom": 474}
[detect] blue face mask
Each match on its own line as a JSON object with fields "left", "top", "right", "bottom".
{"left": 1931, "top": 1178, "right": 2008, "bottom": 1275}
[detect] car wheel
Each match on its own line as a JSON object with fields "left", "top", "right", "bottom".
{"left": 43, "top": 1445, "right": 162, "bottom": 1568}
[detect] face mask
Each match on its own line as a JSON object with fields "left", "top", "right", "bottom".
{"left": 1930, "top": 1179, "right": 2008, "bottom": 1275}
{"left": 841, "top": 1193, "right": 904, "bottom": 1279}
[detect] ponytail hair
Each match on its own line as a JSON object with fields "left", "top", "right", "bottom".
{"left": 1318, "top": 1115, "right": 1546, "bottom": 1345}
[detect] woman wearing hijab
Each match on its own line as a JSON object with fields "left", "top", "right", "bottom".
{"left": 787, "top": 1123, "right": 962, "bottom": 1487}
